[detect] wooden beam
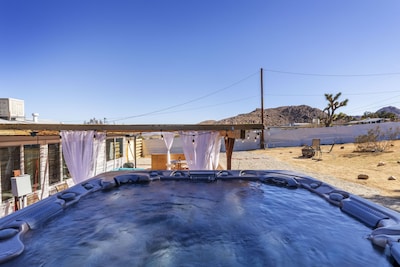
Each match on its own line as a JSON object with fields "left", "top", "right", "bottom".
{"left": 0, "top": 123, "right": 264, "bottom": 135}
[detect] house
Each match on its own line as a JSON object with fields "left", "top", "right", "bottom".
{"left": 348, "top": 118, "right": 388, "bottom": 125}
{"left": 0, "top": 98, "right": 143, "bottom": 216}
{"left": 0, "top": 98, "right": 264, "bottom": 217}
{"left": 0, "top": 127, "right": 141, "bottom": 217}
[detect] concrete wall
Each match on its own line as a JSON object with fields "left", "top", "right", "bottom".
{"left": 266, "top": 122, "right": 400, "bottom": 148}
{"left": 142, "top": 122, "right": 400, "bottom": 155}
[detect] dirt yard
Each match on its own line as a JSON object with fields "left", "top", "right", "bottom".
{"left": 257, "top": 141, "right": 400, "bottom": 197}
{"left": 247, "top": 140, "right": 400, "bottom": 212}
{"left": 138, "top": 140, "right": 400, "bottom": 211}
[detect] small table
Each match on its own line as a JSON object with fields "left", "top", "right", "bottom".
{"left": 170, "top": 159, "right": 187, "bottom": 170}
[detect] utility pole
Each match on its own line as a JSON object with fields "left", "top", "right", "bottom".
{"left": 260, "top": 68, "right": 265, "bottom": 149}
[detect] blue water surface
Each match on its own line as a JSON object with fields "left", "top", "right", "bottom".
{"left": 4, "top": 180, "right": 394, "bottom": 267}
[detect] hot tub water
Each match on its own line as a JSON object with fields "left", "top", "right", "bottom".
{"left": 3, "top": 179, "right": 393, "bottom": 267}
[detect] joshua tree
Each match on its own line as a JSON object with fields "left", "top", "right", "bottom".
{"left": 323, "top": 92, "right": 349, "bottom": 127}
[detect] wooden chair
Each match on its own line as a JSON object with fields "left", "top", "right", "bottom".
{"left": 55, "top": 182, "right": 69, "bottom": 192}
{"left": 26, "top": 193, "right": 39, "bottom": 206}
{"left": 311, "top": 139, "right": 322, "bottom": 160}
{"left": 311, "top": 139, "right": 335, "bottom": 160}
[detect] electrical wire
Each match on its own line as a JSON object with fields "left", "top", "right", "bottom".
{"left": 344, "top": 94, "right": 400, "bottom": 114}
{"left": 266, "top": 90, "right": 400, "bottom": 97}
{"left": 263, "top": 69, "right": 400, "bottom": 77}
{"left": 108, "top": 71, "right": 259, "bottom": 122}
{"left": 118, "top": 95, "right": 258, "bottom": 119}
{"left": 64, "top": 67, "right": 400, "bottom": 123}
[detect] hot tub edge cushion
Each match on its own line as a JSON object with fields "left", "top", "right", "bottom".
{"left": 0, "top": 223, "right": 28, "bottom": 264}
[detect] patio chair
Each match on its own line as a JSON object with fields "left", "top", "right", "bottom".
{"left": 311, "top": 139, "right": 322, "bottom": 160}
{"left": 55, "top": 182, "right": 69, "bottom": 192}
{"left": 311, "top": 139, "right": 335, "bottom": 160}
{"left": 26, "top": 192, "right": 39, "bottom": 206}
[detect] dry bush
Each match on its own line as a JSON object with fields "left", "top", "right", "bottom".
{"left": 354, "top": 126, "right": 400, "bottom": 152}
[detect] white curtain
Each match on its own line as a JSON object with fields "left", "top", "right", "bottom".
{"left": 162, "top": 132, "right": 175, "bottom": 170}
{"left": 61, "top": 130, "right": 100, "bottom": 184}
{"left": 93, "top": 132, "right": 106, "bottom": 175}
{"left": 210, "top": 135, "right": 222, "bottom": 169}
{"left": 179, "top": 131, "right": 221, "bottom": 170}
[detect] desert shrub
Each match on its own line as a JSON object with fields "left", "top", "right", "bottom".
{"left": 355, "top": 126, "right": 400, "bottom": 152}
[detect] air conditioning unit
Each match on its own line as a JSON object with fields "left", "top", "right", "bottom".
{"left": 11, "top": 174, "right": 32, "bottom": 197}
{"left": 0, "top": 98, "right": 25, "bottom": 120}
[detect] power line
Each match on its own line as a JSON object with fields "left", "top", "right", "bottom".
{"left": 265, "top": 90, "right": 400, "bottom": 97}
{"left": 344, "top": 94, "right": 400, "bottom": 114}
{"left": 154, "top": 95, "right": 258, "bottom": 115}
{"left": 114, "top": 95, "right": 259, "bottom": 120}
{"left": 69, "top": 67, "right": 400, "bottom": 123}
{"left": 263, "top": 69, "right": 400, "bottom": 77}
{"left": 344, "top": 90, "right": 400, "bottom": 95}
{"left": 109, "top": 71, "right": 259, "bottom": 122}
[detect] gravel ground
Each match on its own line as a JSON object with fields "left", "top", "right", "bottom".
{"left": 219, "top": 151, "right": 381, "bottom": 196}
{"left": 220, "top": 150, "right": 400, "bottom": 212}
{"left": 137, "top": 151, "right": 400, "bottom": 212}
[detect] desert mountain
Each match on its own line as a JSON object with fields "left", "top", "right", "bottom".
{"left": 214, "top": 105, "right": 325, "bottom": 127}
{"left": 376, "top": 106, "right": 400, "bottom": 117}
{"left": 201, "top": 105, "right": 400, "bottom": 127}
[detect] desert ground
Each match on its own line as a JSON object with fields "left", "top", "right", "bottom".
{"left": 137, "top": 140, "right": 400, "bottom": 212}
{"left": 219, "top": 140, "right": 400, "bottom": 212}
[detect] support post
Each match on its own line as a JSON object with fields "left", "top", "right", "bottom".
{"left": 133, "top": 135, "right": 137, "bottom": 168}
{"left": 224, "top": 137, "right": 235, "bottom": 170}
{"left": 260, "top": 68, "right": 265, "bottom": 149}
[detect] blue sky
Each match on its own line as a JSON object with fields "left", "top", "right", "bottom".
{"left": 1, "top": 0, "right": 400, "bottom": 124}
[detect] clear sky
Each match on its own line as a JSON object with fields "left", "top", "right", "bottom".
{"left": 1, "top": 0, "right": 400, "bottom": 124}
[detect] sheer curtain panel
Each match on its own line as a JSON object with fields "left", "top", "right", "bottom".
{"left": 61, "top": 130, "right": 97, "bottom": 184}
{"left": 179, "top": 131, "right": 221, "bottom": 170}
{"left": 162, "top": 132, "right": 175, "bottom": 170}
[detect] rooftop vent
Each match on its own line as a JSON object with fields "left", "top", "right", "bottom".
{"left": 32, "top": 113, "right": 39, "bottom": 122}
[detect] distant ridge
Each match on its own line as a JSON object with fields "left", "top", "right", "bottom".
{"left": 376, "top": 106, "right": 400, "bottom": 117}
{"left": 205, "top": 105, "right": 325, "bottom": 127}
{"left": 201, "top": 105, "right": 400, "bottom": 127}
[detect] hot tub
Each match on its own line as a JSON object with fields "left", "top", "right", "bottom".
{"left": 0, "top": 170, "right": 400, "bottom": 266}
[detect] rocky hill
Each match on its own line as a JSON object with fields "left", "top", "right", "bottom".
{"left": 376, "top": 106, "right": 400, "bottom": 117}
{"left": 210, "top": 105, "right": 326, "bottom": 127}
{"left": 201, "top": 105, "right": 400, "bottom": 127}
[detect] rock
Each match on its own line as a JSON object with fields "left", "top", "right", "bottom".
{"left": 358, "top": 174, "right": 369, "bottom": 180}
{"left": 388, "top": 176, "right": 397, "bottom": 180}
{"left": 377, "top": 162, "right": 385, "bottom": 167}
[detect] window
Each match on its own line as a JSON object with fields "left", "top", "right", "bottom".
{"left": 24, "top": 144, "right": 40, "bottom": 191}
{"left": 106, "top": 138, "right": 124, "bottom": 160}
{"left": 62, "top": 154, "right": 71, "bottom": 180}
{"left": 48, "top": 144, "right": 61, "bottom": 185}
{"left": 0, "top": 146, "right": 20, "bottom": 201}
